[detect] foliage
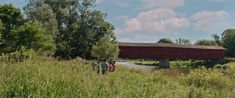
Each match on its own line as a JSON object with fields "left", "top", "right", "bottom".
{"left": 157, "top": 38, "right": 173, "bottom": 44}
{"left": 1, "top": 1, "right": 117, "bottom": 59}
{"left": 17, "top": 46, "right": 38, "bottom": 60}
{"left": 0, "top": 21, "right": 3, "bottom": 43}
{"left": 0, "top": 4, "right": 23, "bottom": 53}
{"left": 0, "top": 4, "right": 54, "bottom": 55}
{"left": 24, "top": 0, "right": 117, "bottom": 59}
{"left": 133, "top": 60, "right": 159, "bottom": 66}
{"left": 186, "top": 68, "right": 233, "bottom": 89}
{"left": 0, "top": 4, "right": 22, "bottom": 30}
{"left": 212, "top": 34, "right": 222, "bottom": 46}
{"left": 24, "top": 3, "right": 58, "bottom": 54}
{"left": 25, "top": 0, "right": 77, "bottom": 58}
{"left": 171, "top": 61, "right": 194, "bottom": 68}
{"left": 4, "top": 47, "right": 38, "bottom": 62}
{"left": 175, "top": 38, "right": 191, "bottom": 45}
{"left": 195, "top": 39, "right": 217, "bottom": 46}
{"left": 24, "top": 3, "right": 58, "bottom": 38}
{"left": 0, "top": 59, "right": 234, "bottom": 97}
{"left": 10, "top": 22, "right": 56, "bottom": 53}
{"left": 222, "top": 29, "right": 235, "bottom": 57}
{"left": 91, "top": 34, "right": 119, "bottom": 61}
{"left": 71, "top": 9, "right": 116, "bottom": 58}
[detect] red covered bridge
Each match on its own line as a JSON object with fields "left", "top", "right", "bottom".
{"left": 118, "top": 42, "right": 226, "bottom": 68}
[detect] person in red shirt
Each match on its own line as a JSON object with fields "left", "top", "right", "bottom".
{"left": 109, "top": 61, "right": 116, "bottom": 72}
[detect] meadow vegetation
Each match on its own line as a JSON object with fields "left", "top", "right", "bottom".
{"left": 0, "top": 57, "right": 234, "bottom": 97}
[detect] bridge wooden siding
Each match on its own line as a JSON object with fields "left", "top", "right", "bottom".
{"left": 118, "top": 42, "right": 226, "bottom": 68}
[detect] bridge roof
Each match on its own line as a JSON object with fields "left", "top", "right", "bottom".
{"left": 119, "top": 42, "right": 226, "bottom": 50}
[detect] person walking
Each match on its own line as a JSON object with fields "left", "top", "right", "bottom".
{"left": 92, "top": 59, "right": 100, "bottom": 74}
{"left": 109, "top": 61, "right": 116, "bottom": 72}
{"left": 100, "top": 60, "right": 108, "bottom": 74}
{"left": 111, "top": 61, "right": 116, "bottom": 72}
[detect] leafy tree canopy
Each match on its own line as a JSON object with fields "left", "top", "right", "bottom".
{"left": 195, "top": 40, "right": 217, "bottom": 46}
{"left": 157, "top": 38, "right": 173, "bottom": 44}
{"left": 91, "top": 34, "right": 119, "bottom": 61}
{"left": 25, "top": 3, "right": 58, "bottom": 39}
{"left": 11, "top": 21, "right": 56, "bottom": 52}
{"left": 175, "top": 38, "right": 191, "bottom": 45}
{"left": 222, "top": 29, "right": 235, "bottom": 57}
{"left": 0, "top": 4, "right": 23, "bottom": 53}
{"left": 0, "top": 4, "right": 56, "bottom": 56}
{"left": 0, "top": 4, "right": 22, "bottom": 30}
{"left": 24, "top": 0, "right": 119, "bottom": 59}
{"left": 0, "top": 21, "right": 3, "bottom": 41}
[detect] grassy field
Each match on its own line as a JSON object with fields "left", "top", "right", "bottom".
{"left": 0, "top": 57, "right": 235, "bottom": 97}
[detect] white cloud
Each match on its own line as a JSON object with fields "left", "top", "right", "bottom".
{"left": 192, "top": 10, "right": 231, "bottom": 31}
{"left": 124, "top": 8, "right": 190, "bottom": 33}
{"left": 124, "top": 18, "right": 142, "bottom": 32}
{"left": 142, "top": 0, "right": 184, "bottom": 8}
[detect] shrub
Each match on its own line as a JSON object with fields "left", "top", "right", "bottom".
{"left": 91, "top": 34, "right": 119, "bottom": 61}
{"left": 186, "top": 68, "right": 233, "bottom": 89}
{"left": 171, "top": 60, "right": 193, "bottom": 68}
{"left": 2, "top": 47, "right": 37, "bottom": 62}
{"left": 11, "top": 21, "right": 56, "bottom": 52}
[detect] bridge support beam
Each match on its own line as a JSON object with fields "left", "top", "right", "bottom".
{"left": 159, "top": 58, "right": 170, "bottom": 68}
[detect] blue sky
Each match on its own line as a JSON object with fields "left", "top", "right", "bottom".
{"left": 1, "top": 0, "right": 235, "bottom": 43}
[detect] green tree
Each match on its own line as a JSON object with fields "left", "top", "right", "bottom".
{"left": 195, "top": 40, "right": 217, "bottom": 46}
{"left": 24, "top": 3, "right": 58, "bottom": 55}
{"left": 175, "top": 38, "right": 191, "bottom": 45}
{"left": 71, "top": 10, "right": 116, "bottom": 58}
{"left": 0, "top": 4, "right": 22, "bottom": 30}
{"left": 0, "top": 4, "right": 23, "bottom": 53}
{"left": 25, "top": 0, "right": 79, "bottom": 58}
{"left": 24, "top": 0, "right": 117, "bottom": 59}
{"left": 24, "top": 3, "right": 58, "bottom": 39}
{"left": 222, "top": 29, "right": 235, "bottom": 57}
{"left": 91, "top": 34, "right": 119, "bottom": 61}
{"left": 157, "top": 38, "right": 173, "bottom": 44}
{"left": 0, "top": 21, "right": 3, "bottom": 42}
{"left": 10, "top": 21, "right": 56, "bottom": 53}
{"left": 0, "top": 21, "right": 4, "bottom": 53}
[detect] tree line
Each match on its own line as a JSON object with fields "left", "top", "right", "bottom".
{"left": 157, "top": 30, "right": 235, "bottom": 57}
{"left": 0, "top": 0, "right": 119, "bottom": 60}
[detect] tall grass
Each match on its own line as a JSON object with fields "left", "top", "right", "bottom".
{"left": 0, "top": 57, "right": 235, "bottom": 97}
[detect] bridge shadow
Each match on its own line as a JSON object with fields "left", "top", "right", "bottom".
{"left": 134, "top": 62, "right": 159, "bottom": 66}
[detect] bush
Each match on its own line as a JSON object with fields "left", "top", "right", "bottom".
{"left": 18, "top": 46, "right": 37, "bottom": 60}
{"left": 11, "top": 21, "right": 56, "bottom": 52}
{"left": 91, "top": 34, "right": 119, "bottom": 61}
{"left": 171, "top": 60, "right": 194, "bottom": 68}
{"left": 186, "top": 68, "right": 233, "bottom": 89}
{"left": 1, "top": 47, "right": 37, "bottom": 62}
